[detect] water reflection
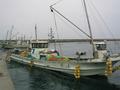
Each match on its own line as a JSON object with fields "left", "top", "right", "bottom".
{"left": 7, "top": 61, "right": 119, "bottom": 90}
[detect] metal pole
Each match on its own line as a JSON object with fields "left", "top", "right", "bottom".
{"left": 35, "top": 24, "right": 37, "bottom": 41}
{"left": 82, "top": 0, "right": 96, "bottom": 57}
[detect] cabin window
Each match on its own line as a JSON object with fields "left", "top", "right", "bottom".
{"left": 96, "top": 44, "right": 106, "bottom": 50}
{"left": 32, "top": 43, "right": 35, "bottom": 48}
{"left": 32, "top": 43, "right": 48, "bottom": 48}
{"left": 40, "top": 43, "right": 48, "bottom": 48}
{"left": 44, "top": 43, "right": 48, "bottom": 48}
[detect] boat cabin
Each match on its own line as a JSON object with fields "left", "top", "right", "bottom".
{"left": 30, "top": 40, "right": 49, "bottom": 59}
{"left": 94, "top": 42, "right": 107, "bottom": 59}
{"left": 31, "top": 41, "right": 48, "bottom": 48}
{"left": 95, "top": 42, "right": 106, "bottom": 51}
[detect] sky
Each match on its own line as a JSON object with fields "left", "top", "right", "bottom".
{"left": 0, "top": 0, "right": 120, "bottom": 40}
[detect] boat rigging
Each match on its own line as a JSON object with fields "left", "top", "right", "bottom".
{"left": 50, "top": 0, "right": 97, "bottom": 58}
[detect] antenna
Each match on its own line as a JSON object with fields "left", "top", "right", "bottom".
{"left": 48, "top": 27, "right": 54, "bottom": 40}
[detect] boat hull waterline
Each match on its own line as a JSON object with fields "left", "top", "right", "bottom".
{"left": 10, "top": 54, "right": 120, "bottom": 76}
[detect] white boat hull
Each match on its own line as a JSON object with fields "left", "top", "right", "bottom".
{"left": 10, "top": 54, "right": 120, "bottom": 76}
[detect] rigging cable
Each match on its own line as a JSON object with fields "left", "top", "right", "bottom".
{"left": 54, "top": 12, "right": 88, "bottom": 39}
{"left": 52, "top": 9, "right": 63, "bottom": 55}
{"left": 51, "top": 0, "right": 64, "bottom": 7}
{"left": 89, "top": 0, "right": 118, "bottom": 54}
{"left": 89, "top": 1, "right": 115, "bottom": 39}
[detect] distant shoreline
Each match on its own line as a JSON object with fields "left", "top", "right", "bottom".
{"left": 47, "top": 39, "right": 120, "bottom": 42}
{"left": 1, "top": 38, "right": 120, "bottom": 43}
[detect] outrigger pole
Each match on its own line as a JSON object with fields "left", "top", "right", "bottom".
{"left": 50, "top": 6, "right": 91, "bottom": 39}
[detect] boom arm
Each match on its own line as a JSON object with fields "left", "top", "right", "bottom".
{"left": 50, "top": 6, "right": 92, "bottom": 39}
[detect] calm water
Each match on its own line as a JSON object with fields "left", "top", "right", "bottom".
{"left": 7, "top": 62, "right": 120, "bottom": 90}
{"left": 5, "top": 41, "right": 120, "bottom": 90}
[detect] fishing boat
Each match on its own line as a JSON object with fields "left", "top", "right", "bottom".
{"left": 10, "top": 0, "right": 120, "bottom": 78}
{"left": 1, "top": 40, "right": 29, "bottom": 49}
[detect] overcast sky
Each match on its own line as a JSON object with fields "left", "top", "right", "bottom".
{"left": 0, "top": 0, "right": 120, "bottom": 40}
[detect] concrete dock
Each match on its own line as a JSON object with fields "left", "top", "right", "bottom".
{"left": 0, "top": 52, "right": 15, "bottom": 90}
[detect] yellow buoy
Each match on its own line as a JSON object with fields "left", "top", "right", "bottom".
{"left": 74, "top": 65, "right": 80, "bottom": 79}
{"left": 105, "top": 58, "right": 112, "bottom": 76}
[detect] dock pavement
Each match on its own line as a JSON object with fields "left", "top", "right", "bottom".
{"left": 0, "top": 52, "right": 15, "bottom": 90}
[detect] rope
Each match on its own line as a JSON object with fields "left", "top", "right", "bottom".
{"left": 28, "top": 61, "right": 34, "bottom": 67}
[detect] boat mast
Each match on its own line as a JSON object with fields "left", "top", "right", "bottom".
{"left": 8, "top": 25, "right": 14, "bottom": 44}
{"left": 35, "top": 24, "right": 38, "bottom": 41}
{"left": 82, "top": 0, "right": 96, "bottom": 57}
{"left": 9, "top": 25, "right": 14, "bottom": 41}
{"left": 6, "top": 30, "right": 9, "bottom": 41}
